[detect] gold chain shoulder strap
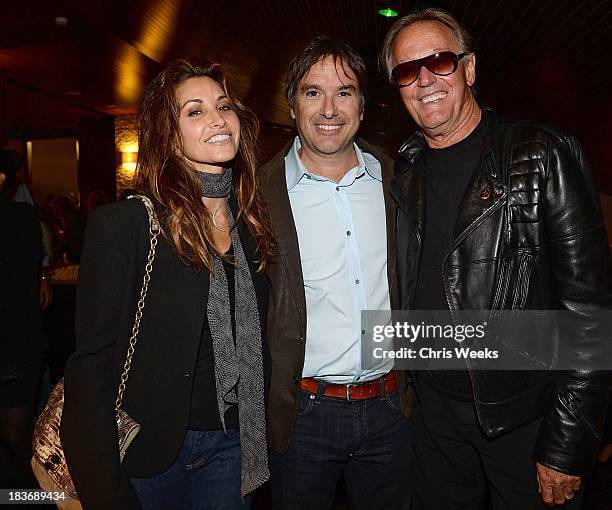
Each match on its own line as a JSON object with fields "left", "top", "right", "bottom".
{"left": 114, "top": 195, "right": 160, "bottom": 419}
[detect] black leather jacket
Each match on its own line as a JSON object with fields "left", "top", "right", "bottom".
{"left": 390, "top": 107, "right": 611, "bottom": 476}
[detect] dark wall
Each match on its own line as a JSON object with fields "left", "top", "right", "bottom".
{"left": 77, "top": 117, "right": 116, "bottom": 203}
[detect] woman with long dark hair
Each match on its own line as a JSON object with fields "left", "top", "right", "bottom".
{"left": 60, "top": 59, "right": 274, "bottom": 510}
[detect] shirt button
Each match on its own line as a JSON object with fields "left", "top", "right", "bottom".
{"left": 336, "top": 186, "right": 340, "bottom": 191}
{"left": 361, "top": 329, "right": 366, "bottom": 335}
{"left": 182, "top": 371, "right": 191, "bottom": 379}
{"left": 346, "top": 230, "right": 351, "bottom": 236}
{"left": 355, "top": 279, "right": 360, "bottom": 284}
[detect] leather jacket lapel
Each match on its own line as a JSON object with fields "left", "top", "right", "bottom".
{"left": 391, "top": 160, "right": 425, "bottom": 246}
{"left": 448, "top": 114, "right": 507, "bottom": 251}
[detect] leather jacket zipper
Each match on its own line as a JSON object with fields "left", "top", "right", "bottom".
{"left": 512, "top": 252, "right": 532, "bottom": 310}
{"left": 441, "top": 189, "right": 507, "bottom": 424}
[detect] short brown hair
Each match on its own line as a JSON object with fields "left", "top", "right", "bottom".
{"left": 380, "top": 8, "right": 474, "bottom": 83}
{"left": 285, "top": 36, "right": 367, "bottom": 110}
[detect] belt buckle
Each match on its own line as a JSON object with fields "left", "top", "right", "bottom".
{"left": 346, "top": 384, "right": 352, "bottom": 401}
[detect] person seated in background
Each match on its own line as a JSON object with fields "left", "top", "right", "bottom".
{"left": 50, "top": 194, "right": 85, "bottom": 264}
{"left": 84, "top": 189, "right": 110, "bottom": 216}
{"left": 0, "top": 148, "right": 44, "bottom": 489}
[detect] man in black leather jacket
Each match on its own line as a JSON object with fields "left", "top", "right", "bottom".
{"left": 380, "top": 8, "right": 611, "bottom": 509}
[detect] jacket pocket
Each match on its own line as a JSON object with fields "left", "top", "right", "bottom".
{"left": 511, "top": 251, "right": 533, "bottom": 310}
{"left": 492, "top": 251, "right": 535, "bottom": 311}
{"left": 491, "top": 256, "right": 512, "bottom": 310}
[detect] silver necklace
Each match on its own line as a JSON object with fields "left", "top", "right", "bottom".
{"left": 211, "top": 203, "right": 227, "bottom": 232}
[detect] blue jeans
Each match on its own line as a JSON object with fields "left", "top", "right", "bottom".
{"left": 131, "top": 429, "right": 252, "bottom": 510}
{"left": 269, "top": 386, "right": 412, "bottom": 510}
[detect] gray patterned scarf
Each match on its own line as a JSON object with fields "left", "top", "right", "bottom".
{"left": 197, "top": 168, "right": 269, "bottom": 497}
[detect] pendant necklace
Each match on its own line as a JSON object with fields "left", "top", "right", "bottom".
{"left": 211, "top": 202, "right": 227, "bottom": 232}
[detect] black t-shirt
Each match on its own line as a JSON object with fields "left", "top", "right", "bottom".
{"left": 413, "top": 122, "right": 483, "bottom": 400}
{"left": 188, "top": 248, "right": 239, "bottom": 430}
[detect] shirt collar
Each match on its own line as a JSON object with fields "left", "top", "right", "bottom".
{"left": 285, "top": 136, "right": 381, "bottom": 191}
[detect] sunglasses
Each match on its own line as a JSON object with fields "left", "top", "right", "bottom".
{"left": 391, "top": 51, "right": 467, "bottom": 87}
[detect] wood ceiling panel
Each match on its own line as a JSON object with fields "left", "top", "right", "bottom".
{"left": 0, "top": 0, "right": 610, "bottom": 189}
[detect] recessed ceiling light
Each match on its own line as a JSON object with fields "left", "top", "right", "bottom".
{"left": 378, "top": 8, "right": 398, "bottom": 17}
{"left": 54, "top": 16, "right": 69, "bottom": 26}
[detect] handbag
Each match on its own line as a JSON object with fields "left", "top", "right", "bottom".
{"left": 31, "top": 195, "right": 160, "bottom": 509}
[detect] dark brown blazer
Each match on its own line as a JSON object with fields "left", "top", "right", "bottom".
{"left": 259, "top": 138, "right": 412, "bottom": 454}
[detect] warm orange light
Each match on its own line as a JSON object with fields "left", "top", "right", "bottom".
{"left": 121, "top": 151, "right": 138, "bottom": 164}
{"left": 115, "top": 118, "right": 139, "bottom": 195}
{"left": 122, "top": 162, "right": 137, "bottom": 175}
{"left": 136, "top": 0, "right": 181, "bottom": 62}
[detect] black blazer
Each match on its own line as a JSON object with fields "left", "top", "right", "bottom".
{"left": 60, "top": 195, "right": 268, "bottom": 510}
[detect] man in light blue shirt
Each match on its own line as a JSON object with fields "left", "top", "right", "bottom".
{"left": 260, "top": 36, "right": 412, "bottom": 510}
{"left": 286, "top": 136, "right": 392, "bottom": 383}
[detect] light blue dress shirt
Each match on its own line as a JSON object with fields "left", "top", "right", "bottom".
{"left": 285, "top": 137, "right": 392, "bottom": 384}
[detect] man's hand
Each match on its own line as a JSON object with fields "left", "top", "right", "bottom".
{"left": 39, "top": 277, "right": 53, "bottom": 310}
{"left": 536, "top": 462, "right": 581, "bottom": 506}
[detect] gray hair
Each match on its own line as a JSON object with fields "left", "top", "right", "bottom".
{"left": 380, "top": 8, "right": 474, "bottom": 83}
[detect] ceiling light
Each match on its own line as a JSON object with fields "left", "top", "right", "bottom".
{"left": 378, "top": 8, "right": 398, "bottom": 17}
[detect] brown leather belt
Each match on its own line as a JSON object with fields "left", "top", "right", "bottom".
{"left": 300, "top": 371, "right": 398, "bottom": 401}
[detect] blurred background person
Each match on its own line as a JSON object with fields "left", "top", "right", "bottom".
{"left": 0, "top": 148, "right": 44, "bottom": 488}
{"left": 50, "top": 194, "right": 85, "bottom": 264}
{"left": 6, "top": 152, "right": 53, "bottom": 311}
{"left": 599, "top": 403, "right": 612, "bottom": 463}
{"left": 84, "top": 189, "right": 109, "bottom": 216}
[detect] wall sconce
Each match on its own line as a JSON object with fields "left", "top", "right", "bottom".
{"left": 115, "top": 116, "right": 138, "bottom": 197}
{"left": 121, "top": 150, "right": 138, "bottom": 174}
